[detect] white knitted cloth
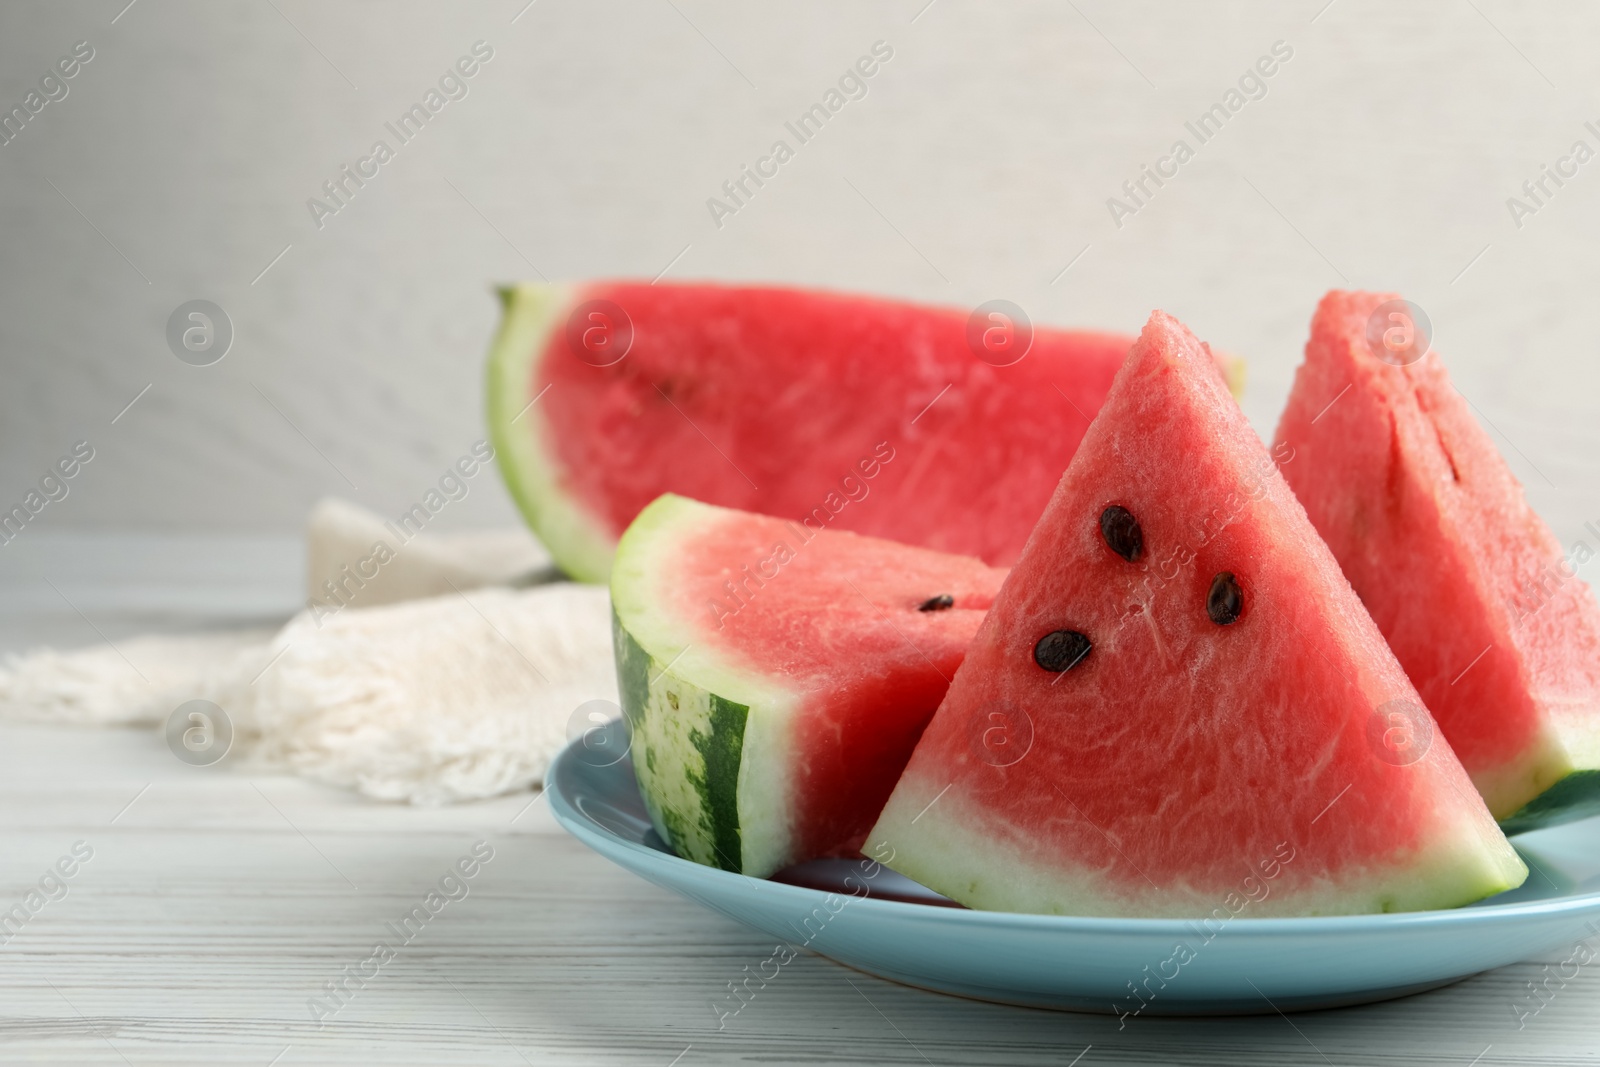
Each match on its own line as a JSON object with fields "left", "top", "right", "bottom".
{"left": 0, "top": 586, "right": 617, "bottom": 804}
{"left": 0, "top": 502, "right": 617, "bottom": 805}
{"left": 0, "top": 629, "right": 276, "bottom": 727}
{"left": 233, "top": 584, "right": 616, "bottom": 803}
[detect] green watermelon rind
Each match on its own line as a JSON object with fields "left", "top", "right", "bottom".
{"left": 613, "top": 611, "right": 749, "bottom": 870}
{"left": 609, "top": 494, "right": 801, "bottom": 877}
{"left": 1499, "top": 769, "right": 1600, "bottom": 836}
{"left": 486, "top": 282, "right": 617, "bottom": 584}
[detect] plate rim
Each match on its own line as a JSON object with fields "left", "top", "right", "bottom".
{"left": 547, "top": 738, "right": 1600, "bottom": 938}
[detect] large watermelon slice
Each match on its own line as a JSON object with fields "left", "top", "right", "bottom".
{"left": 611, "top": 493, "right": 1006, "bottom": 877}
{"left": 1275, "top": 291, "right": 1600, "bottom": 833}
{"left": 867, "top": 310, "right": 1526, "bottom": 917}
{"left": 488, "top": 281, "right": 1242, "bottom": 581}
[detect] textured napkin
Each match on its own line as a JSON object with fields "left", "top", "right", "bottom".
{"left": 0, "top": 500, "right": 616, "bottom": 804}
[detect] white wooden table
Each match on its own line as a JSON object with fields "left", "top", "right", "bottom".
{"left": 1, "top": 537, "right": 1596, "bottom": 1066}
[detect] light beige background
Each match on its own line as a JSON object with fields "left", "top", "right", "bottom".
{"left": 2, "top": 0, "right": 1597, "bottom": 544}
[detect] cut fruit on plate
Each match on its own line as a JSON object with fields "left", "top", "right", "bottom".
{"left": 868, "top": 310, "right": 1527, "bottom": 917}
{"left": 487, "top": 280, "right": 1245, "bottom": 581}
{"left": 1276, "top": 290, "right": 1600, "bottom": 834}
{"left": 610, "top": 493, "right": 1007, "bottom": 878}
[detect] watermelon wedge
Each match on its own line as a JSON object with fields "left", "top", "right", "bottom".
{"left": 1275, "top": 290, "right": 1600, "bottom": 833}
{"left": 867, "top": 310, "right": 1526, "bottom": 917}
{"left": 611, "top": 493, "right": 1006, "bottom": 877}
{"left": 488, "top": 281, "right": 1244, "bottom": 581}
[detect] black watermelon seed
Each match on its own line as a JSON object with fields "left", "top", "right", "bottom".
{"left": 1207, "top": 572, "right": 1243, "bottom": 625}
{"left": 1099, "top": 505, "right": 1144, "bottom": 562}
{"left": 1034, "top": 629, "right": 1092, "bottom": 673}
{"left": 918, "top": 594, "right": 955, "bottom": 612}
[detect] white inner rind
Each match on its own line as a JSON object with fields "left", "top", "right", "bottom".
{"left": 1558, "top": 710, "right": 1600, "bottom": 779}
{"left": 1476, "top": 724, "right": 1588, "bottom": 819}
{"left": 612, "top": 494, "right": 805, "bottom": 876}
{"left": 486, "top": 282, "right": 618, "bottom": 583}
{"left": 868, "top": 770, "right": 1526, "bottom": 918}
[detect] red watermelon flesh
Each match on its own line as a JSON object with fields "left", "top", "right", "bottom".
{"left": 489, "top": 282, "right": 1240, "bottom": 581}
{"left": 611, "top": 493, "right": 1007, "bottom": 877}
{"left": 1275, "top": 290, "right": 1600, "bottom": 831}
{"left": 867, "top": 311, "right": 1525, "bottom": 917}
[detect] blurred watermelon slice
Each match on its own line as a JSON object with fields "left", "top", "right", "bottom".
{"left": 1276, "top": 291, "right": 1600, "bottom": 833}
{"left": 868, "top": 310, "right": 1525, "bottom": 917}
{"left": 487, "top": 281, "right": 1244, "bottom": 581}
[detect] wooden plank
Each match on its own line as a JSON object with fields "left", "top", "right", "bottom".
{"left": 0, "top": 718, "right": 1596, "bottom": 1064}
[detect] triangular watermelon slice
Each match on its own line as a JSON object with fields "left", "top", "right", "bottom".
{"left": 611, "top": 493, "right": 1006, "bottom": 877}
{"left": 867, "top": 311, "right": 1526, "bottom": 917}
{"left": 488, "top": 281, "right": 1244, "bottom": 581}
{"left": 1275, "top": 291, "right": 1600, "bottom": 832}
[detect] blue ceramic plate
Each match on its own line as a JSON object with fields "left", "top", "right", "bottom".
{"left": 548, "top": 726, "right": 1600, "bottom": 1016}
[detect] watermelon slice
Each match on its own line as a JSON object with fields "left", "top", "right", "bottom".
{"left": 488, "top": 281, "right": 1244, "bottom": 582}
{"left": 1275, "top": 291, "right": 1600, "bottom": 833}
{"left": 611, "top": 493, "right": 1006, "bottom": 877}
{"left": 867, "top": 310, "right": 1526, "bottom": 917}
